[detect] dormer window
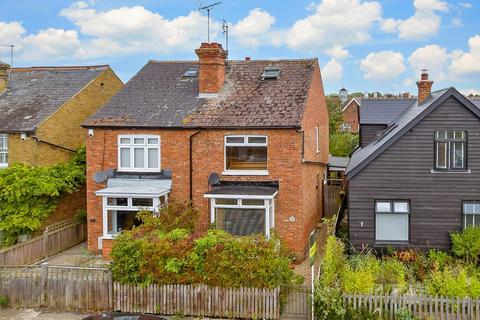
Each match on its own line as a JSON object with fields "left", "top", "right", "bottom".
{"left": 118, "top": 135, "right": 160, "bottom": 172}
{"left": 183, "top": 68, "right": 198, "bottom": 78}
{"left": 261, "top": 67, "right": 280, "bottom": 80}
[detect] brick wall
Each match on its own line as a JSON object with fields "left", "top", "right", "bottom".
{"left": 342, "top": 100, "right": 360, "bottom": 133}
{"left": 7, "top": 68, "right": 123, "bottom": 167}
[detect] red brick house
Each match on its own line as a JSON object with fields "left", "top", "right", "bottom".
{"left": 341, "top": 98, "right": 360, "bottom": 133}
{"left": 83, "top": 43, "right": 329, "bottom": 259}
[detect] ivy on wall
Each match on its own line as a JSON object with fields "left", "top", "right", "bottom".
{"left": 0, "top": 147, "right": 86, "bottom": 245}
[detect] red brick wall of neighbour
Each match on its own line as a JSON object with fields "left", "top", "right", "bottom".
{"left": 342, "top": 101, "right": 359, "bottom": 133}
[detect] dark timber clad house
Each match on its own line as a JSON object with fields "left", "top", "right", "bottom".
{"left": 346, "top": 71, "right": 480, "bottom": 250}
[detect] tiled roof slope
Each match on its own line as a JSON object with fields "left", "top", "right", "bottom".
{"left": 0, "top": 66, "right": 109, "bottom": 132}
{"left": 84, "top": 59, "right": 317, "bottom": 128}
{"left": 359, "top": 98, "right": 416, "bottom": 125}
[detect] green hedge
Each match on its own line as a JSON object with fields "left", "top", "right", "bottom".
{"left": 0, "top": 147, "right": 85, "bottom": 245}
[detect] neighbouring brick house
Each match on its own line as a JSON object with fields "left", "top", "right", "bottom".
{"left": 0, "top": 62, "right": 123, "bottom": 225}
{"left": 83, "top": 43, "right": 329, "bottom": 259}
{"left": 341, "top": 98, "right": 360, "bottom": 133}
{"left": 0, "top": 63, "right": 123, "bottom": 167}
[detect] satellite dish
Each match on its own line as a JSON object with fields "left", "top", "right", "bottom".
{"left": 208, "top": 173, "right": 220, "bottom": 186}
{"left": 93, "top": 171, "right": 108, "bottom": 183}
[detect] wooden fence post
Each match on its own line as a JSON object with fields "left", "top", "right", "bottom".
{"left": 43, "top": 227, "right": 49, "bottom": 260}
{"left": 40, "top": 263, "right": 48, "bottom": 308}
{"left": 108, "top": 269, "right": 113, "bottom": 311}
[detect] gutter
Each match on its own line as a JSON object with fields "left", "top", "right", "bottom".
{"left": 189, "top": 130, "right": 202, "bottom": 202}
{"left": 31, "top": 136, "right": 76, "bottom": 153}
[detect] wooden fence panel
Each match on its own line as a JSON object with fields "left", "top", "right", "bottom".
{"left": 323, "top": 185, "right": 342, "bottom": 218}
{"left": 0, "top": 217, "right": 86, "bottom": 266}
{"left": 113, "top": 283, "right": 279, "bottom": 319}
{"left": 280, "top": 285, "right": 310, "bottom": 320}
{"left": 344, "top": 293, "right": 480, "bottom": 320}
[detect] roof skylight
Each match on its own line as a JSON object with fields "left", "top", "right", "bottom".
{"left": 261, "top": 67, "right": 281, "bottom": 80}
{"left": 183, "top": 68, "right": 198, "bottom": 78}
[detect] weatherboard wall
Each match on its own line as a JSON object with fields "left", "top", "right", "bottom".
{"left": 349, "top": 96, "right": 480, "bottom": 250}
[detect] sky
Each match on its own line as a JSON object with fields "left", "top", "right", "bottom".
{"left": 0, "top": 0, "right": 479, "bottom": 95}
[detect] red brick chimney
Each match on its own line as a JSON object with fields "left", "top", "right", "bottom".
{"left": 417, "top": 69, "right": 433, "bottom": 104}
{"left": 195, "top": 43, "right": 227, "bottom": 95}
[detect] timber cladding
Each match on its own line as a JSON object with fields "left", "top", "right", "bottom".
{"left": 349, "top": 96, "right": 480, "bottom": 250}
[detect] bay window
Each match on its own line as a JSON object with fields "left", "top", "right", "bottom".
{"left": 375, "top": 200, "right": 410, "bottom": 242}
{"left": 208, "top": 197, "right": 275, "bottom": 237}
{"left": 118, "top": 135, "right": 160, "bottom": 172}
{"left": 224, "top": 135, "right": 268, "bottom": 175}
{"left": 0, "top": 134, "right": 7, "bottom": 168}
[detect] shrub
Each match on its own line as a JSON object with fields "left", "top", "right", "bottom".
{"left": 330, "top": 133, "right": 359, "bottom": 157}
{"left": 451, "top": 227, "right": 480, "bottom": 264}
{"left": 110, "top": 202, "right": 301, "bottom": 291}
{"left": 424, "top": 266, "right": 480, "bottom": 298}
{"left": 396, "top": 308, "right": 418, "bottom": 320}
{"left": 0, "top": 147, "right": 85, "bottom": 243}
{"left": 0, "top": 296, "right": 7, "bottom": 308}
{"left": 342, "top": 255, "right": 378, "bottom": 294}
{"left": 376, "top": 258, "right": 407, "bottom": 293}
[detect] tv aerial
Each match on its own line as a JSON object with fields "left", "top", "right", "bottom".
{"left": 222, "top": 19, "right": 229, "bottom": 54}
{"left": 199, "top": 2, "right": 221, "bottom": 43}
{"left": 0, "top": 45, "right": 14, "bottom": 67}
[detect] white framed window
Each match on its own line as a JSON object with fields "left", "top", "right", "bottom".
{"left": 102, "top": 194, "right": 167, "bottom": 238}
{"left": 315, "top": 127, "right": 320, "bottom": 154}
{"left": 463, "top": 201, "right": 480, "bottom": 229}
{"left": 340, "top": 123, "right": 352, "bottom": 131}
{"left": 223, "top": 135, "right": 268, "bottom": 175}
{"left": 118, "top": 135, "right": 160, "bottom": 172}
{"left": 0, "top": 134, "right": 7, "bottom": 168}
{"left": 207, "top": 195, "right": 275, "bottom": 237}
{"left": 375, "top": 200, "right": 410, "bottom": 242}
{"left": 434, "top": 130, "right": 467, "bottom": 171}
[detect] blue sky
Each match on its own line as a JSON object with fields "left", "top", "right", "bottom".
{"left": 0, "top": 0, "right": 479, "bottom": 95}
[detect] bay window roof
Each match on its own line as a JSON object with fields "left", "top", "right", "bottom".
{"left": 95, "top": 178, "right": 171, "bottom": 197}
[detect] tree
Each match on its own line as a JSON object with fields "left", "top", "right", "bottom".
{"left": 327, "top": 95, "right": 343, "bottom": 134}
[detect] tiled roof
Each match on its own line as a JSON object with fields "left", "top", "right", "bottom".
{"left": 0, "top": 66, "right": 109, "bottom": 132}
{"left": 84, "top": 59, "right": 317, "bottom": 128}
{"left": 359, "top": 98, "right": 416, "bottom": 125}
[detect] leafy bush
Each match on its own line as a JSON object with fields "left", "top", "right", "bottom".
{"left": 0, "top": 295, "right": 7, "bottom": 308}
{"left": 110, "top": 202, "right": 301, "bottom": 291}
{"left": 451, "top": 227, "right": 480, "bottom": 264}
{"left": 330, "top": 133, "right": 359, "bottom": 157}
{"left": 343, "top": 255, "right": 378, "bottom": 294}
{"left": 396, "top": 308, "right": 418, "bottom": 320}
{"left": 424, "top": 266, "right": 480, "bottom": 298}
{"left": 0, "top": 147, "right": 85, "bottom": 243}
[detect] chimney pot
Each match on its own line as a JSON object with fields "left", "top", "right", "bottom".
{"left": 245, "top": 57, "right": 251, "bottom": 61}
{"left": 195, "top": 42, "right": 227, "bottom": 95}
{"left": 417, "top": 69, "right": 433, "bottom": 104}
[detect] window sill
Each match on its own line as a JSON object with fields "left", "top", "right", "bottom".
{"left": 0, "top": 164, "right": 7, "bottom": 169}
{"left": 430, "top": 169, "right": 471, "bottom": 174}
{"left": 222, "top": 170, "right": 269, "bottom": 176}
{"left": 374, "top": 241, "right": 410, "bottom": 246}
{"left": 117, "top": 168, "right": 161, "bottom": 173}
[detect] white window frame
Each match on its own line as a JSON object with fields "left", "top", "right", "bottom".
{"left": 101, "top": 194, "right": 168, "bottom": 239}
{"left": 0, "top": 134, "right": 7, "bottom": 168}
{"left": 463, "top": 201, "right": 480, "bottom": 229}
{"left": 315, "top": 127, "right": 320, "bottom": 154}
{"left": 118, "top": 135, "right": 161, "bottom": 172}
{"left": 223, "top": 135, "right": 268, "bottom": 176}
{"left": 205, "top": 193, "right": 276, "bottom": 238}
{"left": 375, "top": 200, "right": 410, "bottom": 242}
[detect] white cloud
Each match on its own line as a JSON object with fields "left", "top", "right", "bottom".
{"left": 322, "top": 58, "right": 343, "bottom": 82}
{"left": 286, "top": 0, "right": 382, "bottom": 51}
{"left": 461, "top": 88, "right": 480, "bottom": 96}
{"left": 20, "top": 28, "right": 81, "bottom": 61}
{"left": 360, "top": 50, "right": 406, "bottom": 81}
{"left": 381, "top": 0, "right": 448, "bottom": 40}
{"left": 325, "top": 46, "right": 349, "bottom": 60}
{"left": 408, "top": 44, "right": 448, "bottom": 81}
{"left": 230, "top": 8, "right": 283, "bottom": 47}
{"left": 449, "top": 35, "right": 480, "bottom": 78}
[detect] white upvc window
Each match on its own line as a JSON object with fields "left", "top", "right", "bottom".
{"left": 207, "top": 195, "right": 276, "bottom": 237}
{"left": 0, "top": 134, "right": 7, "bottom": 168}
{"left": 118, "top": 135, "right": 160, "bottom": 172}
{"left": 463, "top": 201, "right": 480, "bottom": 229}
{"left": 102, "top": 194, "right": 168, "bottom": 238}
{"left": 223, "top": 135, "right": 268, "bottom": 176}
{"left": 375, "top": 200, "right": 410, "bottom": 242}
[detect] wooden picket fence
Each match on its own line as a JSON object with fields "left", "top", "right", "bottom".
{"left": 114, "top": 283, "right": 280, "bottom": 319}
{"left": 344, "top": 293, "right": 480, "bottom": 320}
{"left": 0, "top": 265, "right": 288, "bottom": 318}
{"left": 0, "top": 217, "right": 86, "bottom": 266}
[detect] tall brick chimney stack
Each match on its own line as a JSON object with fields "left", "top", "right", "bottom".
{"left": 195, "top": 43, "right": 227, "bottom": 95}
{"left": 417, "top": 69, "right": 433, "bottom": 104}
{"left": 0, "top": 62, "right": 10, "bottom": 92}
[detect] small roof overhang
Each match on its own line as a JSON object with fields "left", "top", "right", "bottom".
{"left": 204, "top": 185, "right": 278, "bottom": 199}
{"left": 95, "top": 178, "right": 172, "bottom": 197}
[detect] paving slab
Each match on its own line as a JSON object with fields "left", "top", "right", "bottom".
{"left": 0, "top": 308, "right": 88, "bottom": 320}
{"left": 33, "top": 242, "right": 106, "bottom": 267}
